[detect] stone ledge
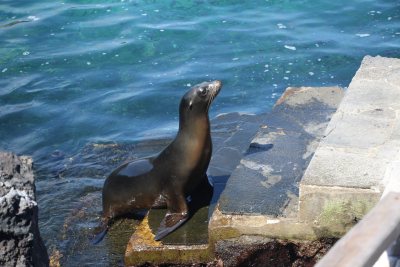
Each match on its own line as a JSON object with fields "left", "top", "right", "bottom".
{"left": 299, "top": 55, "right": 400, "bottom": 233}
{"left": 209, "top": 207, "right": 318, "bottom": 241}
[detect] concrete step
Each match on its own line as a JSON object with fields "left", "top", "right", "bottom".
{"left": 209, "top": 86, "right": 344, "bottom": 242}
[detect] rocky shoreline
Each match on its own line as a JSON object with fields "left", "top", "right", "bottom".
{"left": 0, "top": 152, "right": 49, "bottom": 267}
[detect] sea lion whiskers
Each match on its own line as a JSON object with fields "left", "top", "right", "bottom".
{"left": 206, "top": 80, "right": 221, "bottom": 111}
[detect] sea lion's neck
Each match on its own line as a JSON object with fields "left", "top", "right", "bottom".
{"left": 179, "top": 114, "right": 210, "bottom": 134}
{"left": 174, "top": 115, "right": 211, "bottom": 173}
{"left": 178, "top": 114, "right": 210, "bottom": 143}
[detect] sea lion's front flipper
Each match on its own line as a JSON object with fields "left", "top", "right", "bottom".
{"left": 154, "top": 193, "right": 188, "bottom": 241}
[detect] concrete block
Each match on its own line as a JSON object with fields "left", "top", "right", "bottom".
{"left": 324, "top": 109, "right": 395, "bottom": 149}
{"left": 125, "top": 216, "right": 210, "bottom": 266}
{"left": 299, "top": 56, "right": 400, "bottom": 233}
{"left": 351, "top": 56, "right": 400, "bottom": 84}
{"left": 299, "top": 185, "right": 380, "bottom": 233}
{"left": 302, "top": 147, "right": 388, "bottom": 189}
{"left": 340, "top": 80, "right": 400, "bottom": 111}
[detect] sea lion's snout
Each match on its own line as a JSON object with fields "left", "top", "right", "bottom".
{"left": 211, "top": 80, "right": 222, "bottom": 89}
{"left": 208, "top": 80, "right": 222, "bottom": 98}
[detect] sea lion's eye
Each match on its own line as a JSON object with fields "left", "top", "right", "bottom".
{"left": 199, "top": 87, "right": 208, "bottom": 96}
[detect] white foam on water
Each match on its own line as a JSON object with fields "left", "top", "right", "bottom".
{"left": 277, "top": 23, "right": 287, "bottom": 29}
{"left": 356, "top": 33, "right": 370, "bottom": 37}
{"left": 284, "top": 45, "right": 296, "bottom": 51}
{"left": 27, "top": 15, "right": 39, "bottom": 21}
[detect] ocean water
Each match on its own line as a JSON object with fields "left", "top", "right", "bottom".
{"left": 0, "top": 0, "right": 399, "bottom": 265}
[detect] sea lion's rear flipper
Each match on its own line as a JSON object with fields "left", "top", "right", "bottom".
{"left": 91, "top": 227, "right": 108, "bottom": 245}
{"left": 154, "top": 193, "right": 188, "bottom": 241}
{"left": 155, "top": 211, "right": 188, "bottom": 240}
{"left": 90, "top": 217, "right": 111, "bottom": 245}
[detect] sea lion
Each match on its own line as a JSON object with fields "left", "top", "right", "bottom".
{"left": 92, "top": 80, "right": 222, "bottom": 244}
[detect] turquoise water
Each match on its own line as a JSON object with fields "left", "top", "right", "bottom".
{"left": 1, "top": 0, "right": 399, "bottom": 265}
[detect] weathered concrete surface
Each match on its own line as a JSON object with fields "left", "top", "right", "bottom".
{"left": 0, "top": 151, "right": 49, "bottom": 267}
{"left": 208, "top": 112, "right": 263, "bottom": 217}
{"left": 125, "top": 216, "right": 210, "bottom": 266}
{"left": 218, "top": 86, "right": 343, "bottom": 216}
{"left": 300, "top": 56, "right": 400, "bottom": 236}
{"left": 210, "top": 86, "right": 344, "bottom": 242}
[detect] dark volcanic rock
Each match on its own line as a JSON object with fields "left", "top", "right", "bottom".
{"left": 215, "top": 236, "right": 336, "bottom": 267}
{"left": 0, "top": 152, "right": 49, "bottom": 267}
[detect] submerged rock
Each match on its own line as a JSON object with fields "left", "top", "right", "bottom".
{"left": 0, "top": 151, "right": 49, "bottom": 267}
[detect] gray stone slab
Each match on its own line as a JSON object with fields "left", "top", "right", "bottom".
{"left": 218, "top": 86, "right": 344, "bottom": 216}
{"left": 340, "top": 80, "right": 400, "bottom": 112}
{"left": 323, "top": 109, "right": 395, "bottom": 150}
{"left": 302, "top": 147, "right": 387, "bottom": 189}
{"left": 302, "top": 56, "right": 400, "bottom": 190}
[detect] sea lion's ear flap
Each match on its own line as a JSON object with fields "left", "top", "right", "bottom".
{"left": 188, "top": 100, "right": 193, "bottom": 110}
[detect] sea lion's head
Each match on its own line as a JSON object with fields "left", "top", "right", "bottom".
{"left": 180, "top": 80, "right": 222, "bottom": 116}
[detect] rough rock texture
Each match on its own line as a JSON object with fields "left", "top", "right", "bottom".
{"left": 0, "top": 152, "right": 49, "bottom": 267}
{"left": 215, "top": 236, "right": 336, "bottom": 267}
